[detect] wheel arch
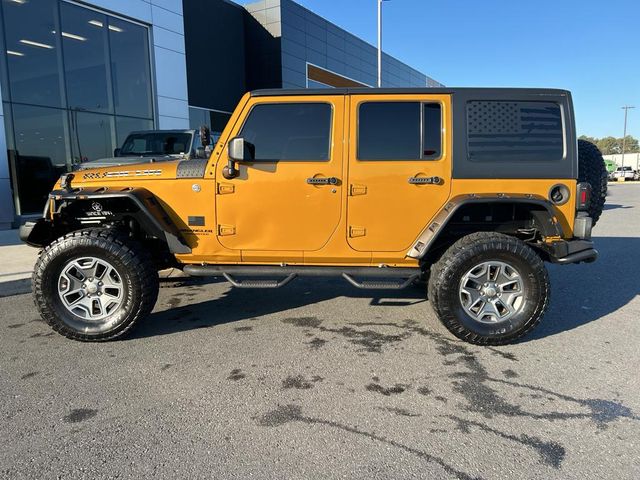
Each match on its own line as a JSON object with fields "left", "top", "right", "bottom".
{"left": 408, "top": 194, "right": 564, "bottom": 261}
{"left": 21, "top": 187, "right": 191, "bottom": 254}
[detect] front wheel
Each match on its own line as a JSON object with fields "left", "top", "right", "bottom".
{"left": 33, "top": 229, "right": 159, "bottom": 341}
{"left": 428, "top": 232, "right": 549, "bottom": 345}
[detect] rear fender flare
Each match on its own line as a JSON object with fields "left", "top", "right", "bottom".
{"left": 407, "top": 194, "right": 564, "bottom": 259}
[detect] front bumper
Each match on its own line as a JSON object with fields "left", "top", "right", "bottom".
{"left": 19, "top": 219, "right": 55, "bottom": 248}
{"left": 544, "top": 239, "right": 598, "bottom": 265}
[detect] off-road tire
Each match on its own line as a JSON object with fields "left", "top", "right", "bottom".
{"left": 428, "top": 232, "right": 550, "bottom": 345}
{"left": 578, "top": 139, "right": 607, "bottom": 226}
{"left": 33, "top": 229, "right": 159, "bottom": 341}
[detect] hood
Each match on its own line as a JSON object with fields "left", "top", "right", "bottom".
{"left": 72, "top": 160, "right": 181, "bottom": 185}
{"left": 76, "top": 153, "right": 186, "bottom": 170}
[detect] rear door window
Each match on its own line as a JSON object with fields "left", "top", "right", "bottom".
{"left": 357, "top": 102, "right": 442, "bottom": 160}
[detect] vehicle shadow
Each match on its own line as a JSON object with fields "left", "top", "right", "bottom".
{"left": 131, "top": 278, "right": 426, "bottom": 340}
{"left": 602, "top": 203, "right": 633, "bottom": 211}
{"left": 132, "top": 236, "right": 639, "bottom": 342}
{"left": 525, "top": 236, "right": 640, "bottom": 341}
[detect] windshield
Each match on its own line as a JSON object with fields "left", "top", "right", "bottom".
{"left": 120, "top": 133, "right": 191, "bottom": 156}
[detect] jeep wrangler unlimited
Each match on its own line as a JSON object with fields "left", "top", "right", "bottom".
{"left": 21, "top": 88, "right": 607, "bottom": 345}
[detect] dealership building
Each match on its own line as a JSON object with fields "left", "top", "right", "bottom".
{"left": 0, "top": 0, "right": 441, "bottom": 229}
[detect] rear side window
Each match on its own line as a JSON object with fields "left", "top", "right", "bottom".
{"left": 467, "top": 101, "right": 564, "bottom": 162}
{"left": 357, "top": 102, "right": 442, "bottom": 160}
{"left": 239, "top": 103, "right": 332, "bottom": 161}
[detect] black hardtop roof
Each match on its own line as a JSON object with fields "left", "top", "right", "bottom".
{"left": 250, "top": 87, "right": 570, "bottom": 97}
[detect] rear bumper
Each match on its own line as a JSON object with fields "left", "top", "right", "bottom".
{"left": 545, "top": 239, "right": 598, "bottom": 265}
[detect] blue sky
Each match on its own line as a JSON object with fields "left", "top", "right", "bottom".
{"left": 246, "top": 0, "right": 640, "bottom": 139}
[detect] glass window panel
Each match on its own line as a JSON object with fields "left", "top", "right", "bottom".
{"left": 116, "top": 116, "right": 153, "bottom": 148}
{"left": 467, "top": 101, "right": 564, "bottom": 162}
{"left": 2, "top": 0, "right": 64, "bottom": 107}
{"left": 239, "top": 103, "right": 332, "bottom": 161}
{"left": 109, "top": 17, "right": 153, "bottom": 119}
{"left": 307, "top": 79, "right": 332, "bottom": 89}
{"left": 189, "top": 107, "right": 208, "bottom": 131}
{"left": 358, "top": 102, "right": 421, "bottom": 160}
{"left": 11, "top": 105, "right": 70, "bottom": 214}
{"left": 423, "top": 103, "right": 442, "bottom": 159}
{"left": 70, "top": 111, "right": 115, "bottom": 167}
{"left": 210, "top": 111, "right": 230, "bottom": 136}
{"left": 61, "top": 3, "right": 112, "bottom": 114}
{"left": 119, "top": 131, "right": 191, "bottom": 156}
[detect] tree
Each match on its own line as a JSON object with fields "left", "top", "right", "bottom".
{"left": 597, "top": 136, "right": 620, "bottom": 155}
{"left": 620, "top": 135, "right": 639, "bottom": 154}
{"left": 578, "top": 135, "right": 640, "bottom": 155}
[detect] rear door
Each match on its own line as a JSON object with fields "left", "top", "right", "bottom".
{"left": 346, "top": 94, "right": 452, "bottom": 252}
{"left": 215, "top": 96, "right": 345, "bottom": 257}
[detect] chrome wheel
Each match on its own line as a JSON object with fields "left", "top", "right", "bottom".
{"left": 57, "top": 256, "right": 124, "bottom": 326}
{"left": 459, "top": 261, "right": 524, "bottom": 323}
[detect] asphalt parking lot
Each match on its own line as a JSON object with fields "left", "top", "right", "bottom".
{"left": 1, "top": 185, "right": 639, "bottom": 480}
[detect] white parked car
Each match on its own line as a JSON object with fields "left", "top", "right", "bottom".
{"left": 612, "top": 166, "right": 638, "bottom": 181}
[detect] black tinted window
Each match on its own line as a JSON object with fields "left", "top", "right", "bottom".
{"left": 423, "top": 103, "right": 442, "bottom": 159}
{"left": 358, "top": 102, "right": 420, "bottom": 160}
{"left": 467, "top": 101, "right": 564, "bottom": 162}
{"left": 120, "top": 133, "right": 191, "bottom": 156}
{"left": 240, "top": 103, "right": 332, "bottom": 161}
{"left": 358, "top": 102, "right": 442, "bottom": 160}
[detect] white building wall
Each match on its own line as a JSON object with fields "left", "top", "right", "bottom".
{"left": 604, "top": 153, "right": 640, "bottom": 170}
{"left": 0, "top": 98, "right": 12, "bottom": 229}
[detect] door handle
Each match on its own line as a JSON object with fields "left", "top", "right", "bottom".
{"left": 408, "top": 176, "right": 443, "bottom": 185}
{"left": 307, "top": 176, "right": 339, "bottom": 185}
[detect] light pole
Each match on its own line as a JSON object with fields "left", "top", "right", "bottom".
{"left": 377, "top": 0, "right": 390, "bottom": 88}
{"left": 621, "top": 105, "right": 635, "bottom": 171}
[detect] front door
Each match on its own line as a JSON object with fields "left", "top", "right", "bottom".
{"left": 215, "top": 96, "right": 345, "bottom": 257}
{"left": 346, "top": 94, "right": 452, "bottom": 252}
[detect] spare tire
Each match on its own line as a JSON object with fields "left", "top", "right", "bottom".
{"left": 578, "top": 139, "right": 607, "bottom": 226}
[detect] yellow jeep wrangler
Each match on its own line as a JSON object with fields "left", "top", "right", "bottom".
{"left": 21, "top": 88, "right": 607, "bottom": 345}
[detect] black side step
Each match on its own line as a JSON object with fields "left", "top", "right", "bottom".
{"left": 222, "top": 273, "right": 297, "bottom": 289}
{"left": 341, "top": 273, "right": 419, "bottom": 290}
{"left": 183, "top": 264, "right": 421, "bottom": 290}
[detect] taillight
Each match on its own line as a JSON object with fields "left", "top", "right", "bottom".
{"left": 576, "top": 182, "right": 591, "bottom": 211}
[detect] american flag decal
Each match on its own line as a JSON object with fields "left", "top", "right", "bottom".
{"left": 467, "top": 101, "right": 563, "bottom": 161}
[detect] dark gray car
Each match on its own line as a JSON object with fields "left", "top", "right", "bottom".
{"left": 74, "top": 130, "right": 209, "bottom": 170}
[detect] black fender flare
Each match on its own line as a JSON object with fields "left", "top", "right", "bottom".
{"left": 406, "top": 194, "right": 564, "bottom": 259}
{"left": 22, "top": 187, "right": 191, "bottom": 254}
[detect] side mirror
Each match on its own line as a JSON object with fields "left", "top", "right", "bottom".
{"left": 199, "top": 125, "right": 211, "bottom": 147}
{"left": 224, "top": 137, "right": 254, "bottom": 179}
{"left": 114, "top": 148, "right": 121, "bottom": 157}
{"left": 196, "top": 146, "right": 207, "bottom": 159}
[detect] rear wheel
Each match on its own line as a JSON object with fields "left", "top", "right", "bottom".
{"left": 428, "top": 232, "right": 549, "bottom": 345}
{"left": 578, "top": 139, "right": 607, "bottom": 226}
{"left": 33, "top": 229, "right": 159, "bottom": 341}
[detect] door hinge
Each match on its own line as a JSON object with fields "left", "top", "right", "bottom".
{"left": 217, "top": 183, "right": 235, "bottom": 194}
{"left": 349, "top": 184, "right": 367, "bottom": 196}
{"left": 218, "top": 224, "right": 236, "bottom": 236}
{"left": 349, "top": 226, "right": 366, "bottom": 238}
